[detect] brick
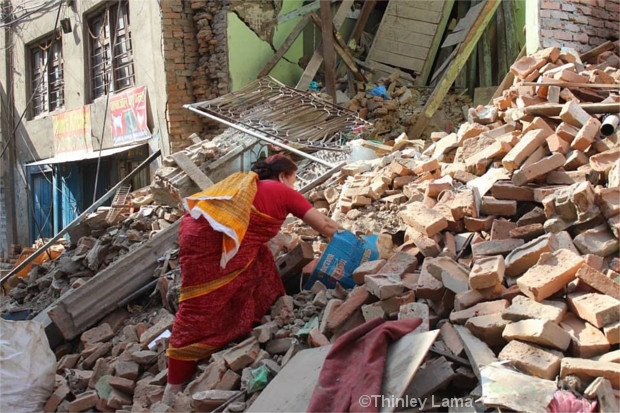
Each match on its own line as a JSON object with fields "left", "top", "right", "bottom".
{"left": 83, "top": 342, "right": 113, "bottom": 369}
{"left": 510, "top": 55, "right": 547, "bottom": 79}
{"left": 512, "top": 153, "right": 566, "bottom": 186}
{"left": 44, "top": 381, "right": 71, "bottom": 412}
{"left": 567, "top": 292, "right": 620, "bottom": 328}
{"left": 115, "top": 360, "right": 140, "bottom": 381}
{"left": 573, "top": 224, "right": 619, "bottom": 257}
{"left": 491, "top": 219, "right": 518, "bottom": 240}
{"left": 453, "top": 325, "right": 498, "bottom": 379}
{"left": 556, "top": 122, "right": 581, "bottom": 142}
{"left": 106, "top": 388, "right": 132, "bottom": 410}
{"left": 399, "top": 202, "right": 448, "bottom": 237}
{"left": 454, "top": 284, "right": 506, "bottom": 311}
{"left": 576, "top": 265, "right": 620, "bottom": 300}
{"left": 471, "top": 239, "right": 524, "bottom": 257}
{"left": 491, "top": 181, "right": 535, "bottom": 201}
{"left": 564, "top": 150, "right": 589, "bottom": 170}
{"left": 377, "top": 252, "right": 418, "bottom": 278}
{"left": 503, "top": 319, "right": 571, "bottom": 351}
{"left": 457, "top": 122, "right": 489, "bottom": 141}
{"left": 470, "top": 256, "right": 504, "bottom": 290}
{"left": 546, "top": 133, "right": 570, "bottom": 154}
{"left": 398, "top": 302, "right": 430, "bottom": 331}
{"left": 271, "top": 296, "right": 295, "bottom": 327}
{"left": 465, "top": 313, "right": 510, "bottom": 347}
{"left": 450, "top": 299, "right": 510, "bottom": 324}
{"left": 503, "top": 130, "right": 549, "bottom": 171}
{"left": 571, "top": 117, "right": 601, "bottom": 151}
{"left": 405, "top": 228, "right": 441, "bottom": 257}
{"left": 81, "top": 323, "right": 114, "bottom": 347}
{"left": 325, "top": 286, "right": 370, "bottom": 332}
{"left": 222, "top": 337, "right": 260, "bottom": 371}
{"left": 560, "top": 101, "right": 592, "bottom": 127}
{"left": 445, "top": 188, "right": 478, "bottom": 220}
{"left": 604, "top": 321, "right": 620, "bottom": 345}
{"left": 481, "top": 197, "right": 517, "bottom": 216}
{"left": 352, "top": 259, "right": 386, "bottom": 285}
{"left": 505, "top": 233, "right": 558, "bottom": 277}
{"left": 465, "top": 141, "right": 512, "bottom": 171}
{"left": 308, "top": 329, "right": 331, "bottom": 347}
{"left": 427, "top": 257, "right": 470, "bottom": 293}
{"left": 498, "top": 340, "right": 562, "bottom": 380}
{"left": 464, "top": 215, "right": 495, "bottom": 232}
{"left": 517, "top": 207, "right": 546, "bottom": 226}
{"left": 560, "top": 358, "right": 620, "bottom": 389}
{"left": 547, "top": 85, "right": 561, "bottom": 103}
{"left": 412, "top": 159, "right": 440, "bottom": 175}
{"left": 251, "top": 321, "right": 277, "bottom": 344}
{"left": 560, "top": 313, "right": 610, "bottom": 358}
{"left": 68, "top": 390, "right": 99, "bottom": 412}
{"left": 440, "top": 322, "right": 464, "bottom": 356}
{"left": 365, "top": 274, "right": 405, "bottom": 300}
{"left": 108, "top": 376, "right": 136, "bottom": 394}
{"left": 509, "top": 223, "right": 545, "bottom": 241}
{"left": 140, "top": 310, "right": 175, "bottom": 348}
{"left": 57, "top": 353, "right": 80, "bottom": 372}
{"left": 415, "top": 267, "right": 445, "bottom": 300}
{"left": 517, "top": 249, "right": 584, "bottom": 301}
{"left": 502, "top": 295, "right": 567, "bottom": 323}
{"left": 554, "top": 69, "right": 590, "bottom": 83}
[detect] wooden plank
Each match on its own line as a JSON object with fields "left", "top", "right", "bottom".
{"left": 390, "top": 0, "right": 445, "bottom": 12}
{"left": 320, "top": 0, "right": 337, "bottom": 101}
{"left": 454, "top": 1, "right": 485, "bottom": 32}
{"left": 520, "top": 82, "right": 620, "bottom": 89}
{"left": 380, "top": 330, "right": 440, "bottom": 413}
{"left": 296, "top": 0, "right": 353, "bottom": 90}
{"left": 496, "top": 3, "right": 508, "bottom": 79}
{"left": 478, "top": 24, "right": 493, "bottom": 87}
{"left": 247, "top": 346, "right": 332, "bottom": 413}
{"left": 349, "top": 0, "right": 375, "bottom": 43}
{"left": 409, "top": 0, "right": 502, "bottom": 139}
{"left": 387, "top": 3, "right": 443, "bottom": 24}
{"left": 503, "top": 0, "right": 518, "bottom": 63}
{"left": 490, "top": 45, "right": 525, "bottom": 102}
{"left": 430, "top": 47, "right": 457, "bottom": 84}
{"left": 416, "top": 0, "right": 455, "bottom": 86}
{"left": 172, "top": 152, "right": 214, "bottom": 190}
{"left": 366, "top": 61, "right": 416, "bottom": 83}
{"left": 379, "top": 26, "right": 435, "bottom": 49}
{"left": 523, "top": 102, "right": 620, "bottom": 117}
{"left": 380, "top": 15, "right": 438, "bottom": 35}
{"left": 258, "top": 14, "right": 311, "bottom": 78}
{"left": 580, "top": 40, "right": 614, "bottom": 63}
{"left": 373, "top": 38, "right": 429, "bottom": 59}
{"left": 369, "top": 50, "right": 425, "bottom": 72}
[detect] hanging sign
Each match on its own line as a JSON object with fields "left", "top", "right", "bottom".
{"left": 109, "top": 85, "right": 150, "bottom": 146}
{"left": 52, "top": 105, "right": 93, "bottom": 157}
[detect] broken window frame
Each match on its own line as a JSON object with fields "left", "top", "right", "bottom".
{"left": 87, "top": 0, "right": 135, "bottom": 101}
{"left": 30, "top": 32, "right": 64, "bottom": 118}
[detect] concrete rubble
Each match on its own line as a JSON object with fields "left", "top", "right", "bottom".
{"left": 4, "top": 42, "right": 620, "bottom": 412}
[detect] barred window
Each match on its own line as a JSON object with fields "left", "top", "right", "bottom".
{"left": 30, "top": 33, "right": 64, "bottom": 117}
{"left": 88, "top": 1, "right": 134, "bottom": 100}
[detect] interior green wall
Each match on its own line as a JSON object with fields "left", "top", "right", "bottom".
{"left": 228, "top": 1, "right": 306, "bottom": 91}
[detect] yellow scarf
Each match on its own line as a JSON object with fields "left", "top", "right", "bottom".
{"left": 183, "top": 172, "right": 258, "bottom": 268}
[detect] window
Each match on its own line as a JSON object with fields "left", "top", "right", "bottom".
{"left": 88, "top": 1, "right": 135, "bottom": 100}
{"left": 30, "top": 33, "right": 64, "bottom": 117}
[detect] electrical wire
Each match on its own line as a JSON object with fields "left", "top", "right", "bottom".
{"left": 0, "top": 0, "right": 57, "bottom": 28}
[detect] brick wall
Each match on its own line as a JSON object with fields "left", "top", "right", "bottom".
{"left": 539, "top": 0, "right": 619, "bottom": 53}
{"left": 160, "top": 0, "right": 229, "bottom": 153}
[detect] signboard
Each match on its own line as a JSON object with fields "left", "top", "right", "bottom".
{"left": 52, "top": 105, "right": 93, "bottom": 157}
{"left": 109, "top": 85, "right": 150, "bottom": 146}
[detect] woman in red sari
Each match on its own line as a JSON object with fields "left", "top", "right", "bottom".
{"left": 163, "top": 155, "right": 339, "bottom": 404}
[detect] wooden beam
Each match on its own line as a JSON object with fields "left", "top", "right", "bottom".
{"left": 520, "top": 82, "right": 620, "bottom": 89}
{"left": 522, "top": 102, "right": 620, "bottom": 118}
{"left": 320, "top": 0, "right": 337, "bottom": 101}
{"left": 409, "top": 0, "right": 502, "bottom": 139}
{"left": 477, "top": 24, "right": 493, "bottom": 87}
{"left": 503, "top": 0, "right": 518, "bottom": 62}
{"left": 580, "top": 40, "right": 614, "bottom": 63}
{"left": 489, "top": 45, "right": 525, "bottom": 102}
{"left": 496, "top": 4, "right": 508, "bottom": 81}
{"left": 0, "top": 149, "right": 162, "bottom": 286}
{"left": 296, "top": 0, "right": 353, "bottom": 90}
{"left": 349, "top": 0, "right": 375, "bottom": 44}
{"left": 171, "top": 152, "right": 214, "bottom": 190}
{"left": 416, "top": 0, "right": 455, "bottom": 86}
{"left": 258, "top": 14, "right": 311, "bottom": 78}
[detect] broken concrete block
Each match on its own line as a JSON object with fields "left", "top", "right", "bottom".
{"left": 517, "top": 249, "right": 584, "bottom": 302}
{"left": 364, "top": 274, "right": 405, "bottom": 300}
{"left": 399, "top": 202, "right": 448, "bottom": 237}
{"left": 560, "top": 313, "right": 610, "bottom": 358}
{"left": 505, "top": 233, "right": 558, "bottom": 277}
{"left": 469, "top": 256, "right": 505, "bottom": 290}
{"left": 352, "top": 259, "right": 386, "bottom": 285}
{"left": 560, "top": 358, "right": 620, "bottom": 389}
{"left": 567, "top": 292, "right": 620, "bottom": 328}
{"left": 573, "top": 224, "right": 619, "bottom": 257}
{"left": 498, "top": 340, "right": 562, "bottom": 380}
{"left": 450, "top": 299, "right": 510, "bottom": 324}
{"left": 502, "top": 295, "right": 567, "bottom": 323}
{"left": 503, "top": 319, "right": 571, "bottom": 351}
{"left": 465, "top": 313, "right": 510, "bottom": 347}
{"left": 398, "top": 302, "right": 430, "bottom": 331}
{"left": 271, "top": 296, "right": 295, "bottom": 327}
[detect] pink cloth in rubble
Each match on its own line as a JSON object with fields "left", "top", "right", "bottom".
{"left": 307, "top": 317, "right": 422, "bottom": 413}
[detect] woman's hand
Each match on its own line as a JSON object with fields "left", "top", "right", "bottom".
{"left": 301, "top": 208, "right": 340, "bottom": 239}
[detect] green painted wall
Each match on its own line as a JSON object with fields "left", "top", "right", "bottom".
{"left": 228, "top": 1, "right": 306, "bottom": 91}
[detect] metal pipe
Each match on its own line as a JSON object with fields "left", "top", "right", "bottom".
{"left": 601, "top": 114, "right": 620, "bottom": 136}
{"left": 185, "top": 104, "right": 336, "bottom": 168}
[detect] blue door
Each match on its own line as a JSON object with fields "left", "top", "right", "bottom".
{"left": 30, "top": 172, "right": 54, "bottom": 241}
{"left": 57, "top": 163, "right": 82, "bottom": 229}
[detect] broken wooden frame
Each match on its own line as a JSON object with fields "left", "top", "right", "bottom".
{"left": 0, "top": 149, "right": 162, "bottom": 286}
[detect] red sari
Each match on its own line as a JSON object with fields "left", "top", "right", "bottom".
{"left": 167, "top": 208, "right": 285, "bottom": 366}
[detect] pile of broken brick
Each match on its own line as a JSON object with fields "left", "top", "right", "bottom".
{"left": 34, "top": 42, "right": 620, "bottom": 412}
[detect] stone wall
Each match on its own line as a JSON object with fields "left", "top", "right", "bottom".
{"left": 539, "top": 0, "right": 619, "bottom": 53}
